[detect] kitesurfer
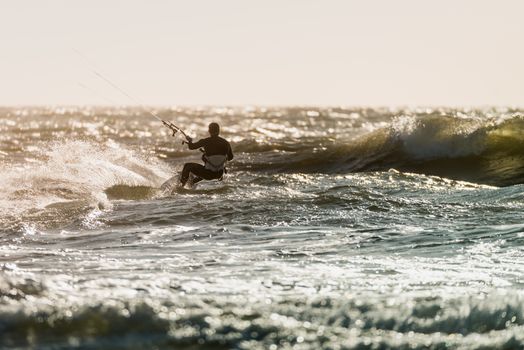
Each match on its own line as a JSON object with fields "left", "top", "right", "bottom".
{"left": 179, "top": 122, "right": 233, "bottom": 187}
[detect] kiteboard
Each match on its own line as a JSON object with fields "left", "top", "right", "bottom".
{"left": 160, "top": 173, "right": 227, "bottom": 194}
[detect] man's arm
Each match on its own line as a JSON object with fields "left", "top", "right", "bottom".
{"left": 187, "top": 138, "right": 206, "bottom": 150}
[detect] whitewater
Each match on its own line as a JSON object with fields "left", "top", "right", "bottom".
{"left": 1, "top": 106, "right": 524, "bottom": 349}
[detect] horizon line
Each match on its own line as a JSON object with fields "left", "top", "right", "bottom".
{"left": 1, "top": 103, "right": 523, "bottom": 110}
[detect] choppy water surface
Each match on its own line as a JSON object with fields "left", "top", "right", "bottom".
{"left": 1, "top": 106, "right": 524, "bottom": 349}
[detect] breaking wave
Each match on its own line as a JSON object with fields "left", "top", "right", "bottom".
{"left": 0, "top": 139, "right": 172, "bottom": 232}
{"left": 235, "top": 113, "right": 524, "bottom": 186}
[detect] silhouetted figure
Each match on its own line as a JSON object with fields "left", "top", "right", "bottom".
{"left": 180, "top": 122, "right": 234, "bottom": 187}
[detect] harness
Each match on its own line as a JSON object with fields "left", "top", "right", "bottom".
{"left": 203, "top": 154, "right": 228, "bottom": 172}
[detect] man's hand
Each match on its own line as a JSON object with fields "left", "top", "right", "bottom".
{"left": 185, "top": 135, "right": 192, "bottom": 143}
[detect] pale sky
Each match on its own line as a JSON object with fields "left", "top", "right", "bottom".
{"left": 1, "top": 0, "right": 523, "bottom": 107}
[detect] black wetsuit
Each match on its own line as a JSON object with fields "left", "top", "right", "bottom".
{"left": 180, "top": 136, "right": 234, "bottom": 186}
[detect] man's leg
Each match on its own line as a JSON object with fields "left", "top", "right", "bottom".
{"left": 191, "top": 176, "right": 204, "bottom": 185}
{"left": 180, "top": 163, "right": 202, "bottom": 187}
{"left": 180, "top": 163, "right": 223, "bottom": 187}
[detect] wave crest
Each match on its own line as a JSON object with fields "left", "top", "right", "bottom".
{"left": 233, "top": 114, "right": 524, "bottom": 186}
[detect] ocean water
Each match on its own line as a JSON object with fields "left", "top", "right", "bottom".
{"left": 1, "top": 106, "right": 524, "bottom": 349}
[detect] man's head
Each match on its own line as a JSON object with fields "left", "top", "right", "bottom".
{"left": 208, "top": 122, "right": 220, "bottom": 137}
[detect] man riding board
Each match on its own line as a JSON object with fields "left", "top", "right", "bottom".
{"left": 180, "top": 122, "right": 233, "bottom": 187}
